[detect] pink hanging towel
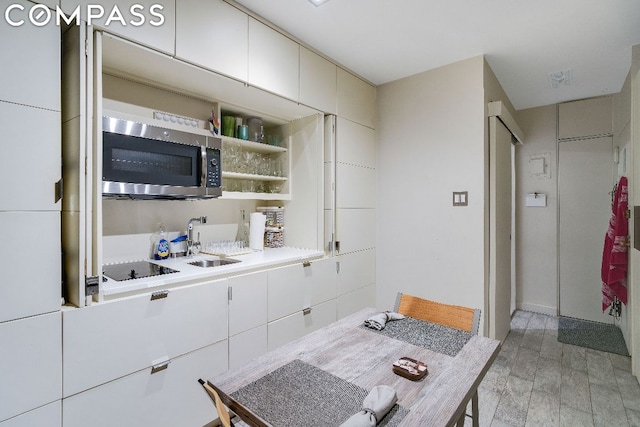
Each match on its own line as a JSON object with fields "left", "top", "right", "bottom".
{"left": 601, "top": 176, "right": 629, "bottom": 311}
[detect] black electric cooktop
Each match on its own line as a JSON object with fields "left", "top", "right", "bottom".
{"left": 103, "top": 260, "right": 179, "bottom": 281}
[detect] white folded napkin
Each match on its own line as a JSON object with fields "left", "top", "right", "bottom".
{"left": 339, "top": 385, "right": 398, "bottom": 427}
{"left": 363, "top": 311, "right": 405, "bottom": 331}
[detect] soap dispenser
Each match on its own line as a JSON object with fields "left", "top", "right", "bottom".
{"left": 151, "top": 223, "right": 170, "bottom": 260}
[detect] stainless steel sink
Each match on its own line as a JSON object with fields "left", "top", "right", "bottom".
{"left": 188, "top": 258, "right": 241, "bottom": 268}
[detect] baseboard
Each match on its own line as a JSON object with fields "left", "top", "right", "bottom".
{"left": 516, "top": 302, "right": 557, "bottom": 317}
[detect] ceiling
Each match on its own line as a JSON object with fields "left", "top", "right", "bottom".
{"left": 232, "top": 0, "right": 640, "bottom": 111}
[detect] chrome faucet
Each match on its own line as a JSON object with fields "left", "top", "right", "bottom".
{"left": 186, "top": 216, "right": 207, "bottom": 257}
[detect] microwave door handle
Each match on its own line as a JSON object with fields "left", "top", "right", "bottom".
{"left": 200, "top": 146, "right": 208, "bottom": 188}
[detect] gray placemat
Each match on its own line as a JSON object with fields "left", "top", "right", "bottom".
{"left": 230, "top": 359, "right": 409, "bottom": 427}
{"left": 558, "top": 316, "right": 630, "bottom": 356}
{"left": 362, "top": 316, "right": 473, "bottom": 356}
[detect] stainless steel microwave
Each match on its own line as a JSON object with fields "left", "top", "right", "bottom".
{"left": 102, "top": 116, "right": 222, "bottom": 199}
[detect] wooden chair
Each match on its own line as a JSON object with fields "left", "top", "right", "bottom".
{"left": 394, "top": 292, "right": 481, "bottom": 335}
{"left": 393, "top": 293, "right": 482, "bottom": 427}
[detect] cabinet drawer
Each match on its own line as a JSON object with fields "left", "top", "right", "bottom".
{"left": 0, "top": 312, "right": 61, "bottom": 422}
{"left": 229, "top": 271, "right": 268, "bottom": 336}
{"left": 267, "top": 259, "right": 337, "bottom": 322}
{"left": 63, "top": 279, "right": 228, "bottom": 397}
{"left": 0, "top": 212, "right": 61, "bottom": 323}
{"left": 62, "top": 341, "right": 227, "bottom": 427}
{"left": 268, "top": 299, "right": 336, "bottom": 351}
{"left": 229, "top": 325, "right": 268, "bottom": 371}
{"left": 0, "top": 401, "right": 60, "bottom": 427}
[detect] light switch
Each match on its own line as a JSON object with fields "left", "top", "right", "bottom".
{"left": 453, "top": 191, "right": 468, "bottom": 206}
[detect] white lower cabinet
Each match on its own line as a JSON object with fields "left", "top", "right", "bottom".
{"left": 0, "top": 312, "right": 61, "bottom": 423}
{"left": 337, "top": 284, "right": 376, "bottom": 320}
{"left": 268, "top": 299, "right": 337, "bottom": 351}
{"left": 229, "top": 325, "right": 268, "bottom": 371}
{"left": 228, "top": 272, "right": 268, "bottom": 370}
{"left": 63, "top": 279, "right": 228, "bottom": 397}
{"left": 267, "top": 258, "right": 337, "bottom": 322}
{"left": 0, "top": 402, "right": 60, "bottom": 427}
{"left": 62, "top": 341, "right": 227, "bottom": 427}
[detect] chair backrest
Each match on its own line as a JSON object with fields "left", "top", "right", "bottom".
{"left": 394, "top": 292, "right": 481, "bottom": 335}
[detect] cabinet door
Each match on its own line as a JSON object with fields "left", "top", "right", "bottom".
{"left": 229, "top": 271, "right": 268, "bottom": 336}
{"left": 0, "top": 312, "right": 61, "bottom": 422}
{"left": 0, "top": 2, "right": 60, "bottom": 110}
{"left": 337, "top": 68, "right": 376, "bottom": 128}
{"left": 176, "top": 0, "right": 248, "bottom": 81}
{"left": 60, "top": 0, "right": 176, "bottom": 55}
{"left": 268, "top": 258, "right": 337, "bottom": 322}
{"left": 63, "top": 279, "right": 228, "bottom": 397}
{"left": 300, "top": 47, "right": 336, "bottom": 113}
{"left": 229, "top": 325, "right": 268, "bottom": 371}
{"left": 336, "top": 208, "right": 376, "bottom": 254}
{"left": 336, "top": 117, "right": 375, "bottom": 168}
{"left": 62, "top": 341, "right": 227, "bottom": 427}
{"left": 0, "top": 402, "right": 60, "bottom": 427}
{"left": 337, "top": 284, "right": 376, "bottom": 319}
{"left": 267, "top": 299, "right": 336, "bottom": 351}
{"left": 337, "top": 249, "right": 376, "bottom": 296}
{"left": 0, "top": 103, "right": 61, "bottom": 211}
{"left": 248, "top": 18, "right": 299, "bottom": 101}
{"left": 0, "top": 212, "right": 61, "bottom": 323}
{"left": 336, "top": 164, "right": 376, "bottom": 209}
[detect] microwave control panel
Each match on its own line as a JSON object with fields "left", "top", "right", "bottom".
{"left": 206, "top": 148, "right": 221, "bottom": 188}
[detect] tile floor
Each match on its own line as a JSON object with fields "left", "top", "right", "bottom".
{"left": 472, "top": 310, "right": 640, "bottom": 426}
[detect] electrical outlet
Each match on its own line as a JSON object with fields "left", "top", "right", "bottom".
{"left": 453, "top": 191, "right": 468, "bottom": 206}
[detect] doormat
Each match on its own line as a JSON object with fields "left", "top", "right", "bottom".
{"left": 557, "top": 316, "right": 630, "bottom": 356}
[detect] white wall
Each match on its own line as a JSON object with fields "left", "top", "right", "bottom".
{"left": 514, "top": 105, "right": 558, "bottom": 315}
{"left": 376, "top": 56, "right": 486, "bottom": 322}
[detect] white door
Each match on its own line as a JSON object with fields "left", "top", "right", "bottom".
{"left": 559, "top": 137, "right": 614, "bottom": 322}
{"left": 489, "top": 117, "right": 513, "bottom": 342}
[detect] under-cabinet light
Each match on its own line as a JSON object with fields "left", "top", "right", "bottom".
{"left": 308, "top": 0, "right": 330, "bottom": 6}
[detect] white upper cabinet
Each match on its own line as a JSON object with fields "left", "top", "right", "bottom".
{"left": 0, "top": 2, "right": 59, "bottom": 110}
{"left": 337, "top": 68, "right": 376, "bottom": 128}
{"left": 60, "top": 0, "right": 176, "bottom": 54}
{"left": 176, "top": 0, "right": 248, "bottom": 81}
{"left": 300, "top": 47, "right": 337, "bottom": 114}
{"left": 248, "top": 18, "right": 299, "bottom": 101}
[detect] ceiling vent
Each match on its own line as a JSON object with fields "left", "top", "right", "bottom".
{"left": 548, "top": 69, "right": 572, "bottom": 89}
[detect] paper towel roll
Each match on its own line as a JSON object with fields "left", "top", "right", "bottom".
{"left": 249, "top": 212, "right": 266, "bottom": 250}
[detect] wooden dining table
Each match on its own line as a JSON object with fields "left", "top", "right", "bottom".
{"left": 208, "top": 307, "right": 501, "bottom": 427}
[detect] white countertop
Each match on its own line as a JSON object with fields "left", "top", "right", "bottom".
{"left": 101, "top": 247, "right": 325, "bottom": 298}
